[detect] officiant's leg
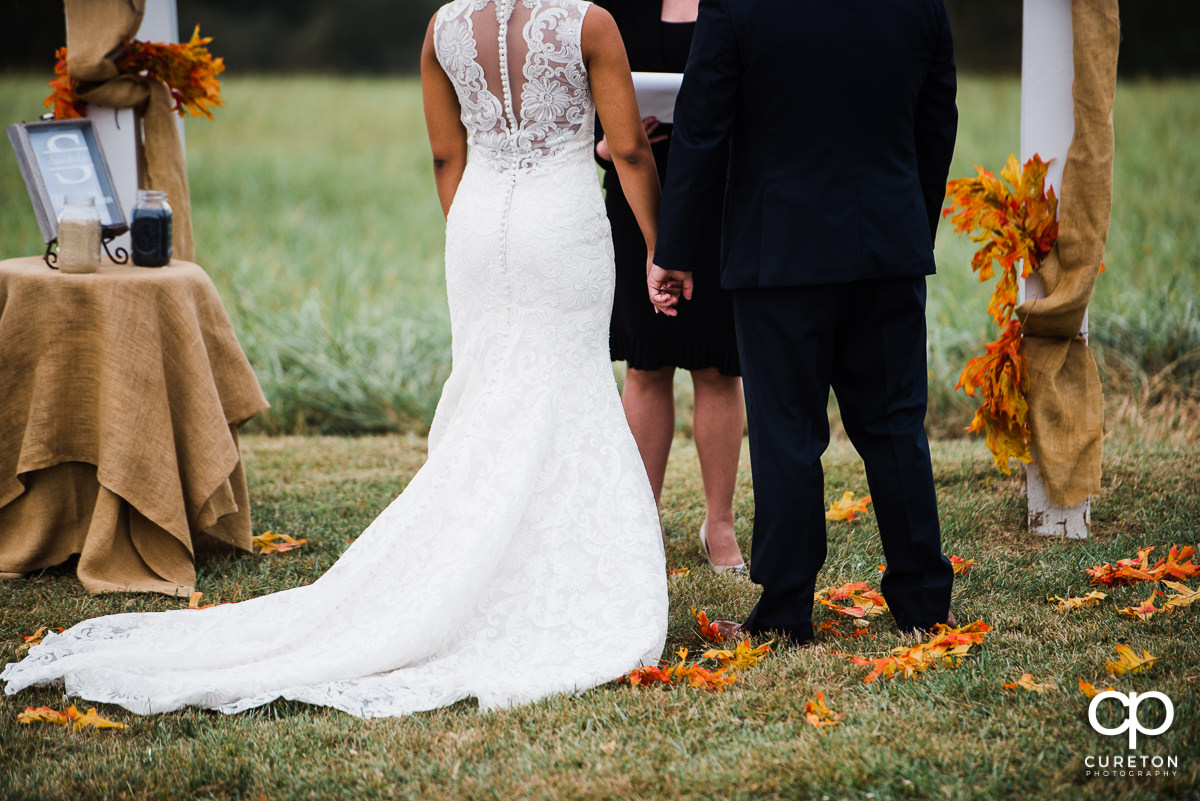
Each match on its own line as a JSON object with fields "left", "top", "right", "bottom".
{"left": 832, "top": 276, "right": 953, "bottom": 631}
{"left": 734, "top": 286, "right": 836, "bottom": 644}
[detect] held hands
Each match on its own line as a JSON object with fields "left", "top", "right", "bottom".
{"left": 647, "top": 259, "right": 693, "bottom": 316}
{"left": 596, "top": 117, "right": 669, "bottom": 161}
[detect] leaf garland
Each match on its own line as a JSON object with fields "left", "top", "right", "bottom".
{"left": 943, "top": 154, "right": 1059, "bottom": 472}
{"left": 47, "top": 25, "right": 224, "bottom": 120}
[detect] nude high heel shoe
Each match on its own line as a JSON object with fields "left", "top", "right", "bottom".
{"left": 699, "top": 522, "right": 746, "bottom": 574}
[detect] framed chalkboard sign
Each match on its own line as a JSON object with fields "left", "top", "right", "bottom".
{"left": 7, "top": 118, "right": 128, "bottom": 244}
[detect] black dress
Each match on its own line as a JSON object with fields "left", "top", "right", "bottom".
{"left": 598, "top": 1, "right": 739, "bottom": 376}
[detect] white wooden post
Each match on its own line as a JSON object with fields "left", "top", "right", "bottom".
{"left": 85, "top": 0, "right": 181, "bottom": 254}
{"left": 1020, "top": 0, "right": 1089, "bottom": 539}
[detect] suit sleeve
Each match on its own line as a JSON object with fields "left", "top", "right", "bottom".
{"left": 652, "top": 0, "right": 739, "bottom": 271}
{"left": 914, "top": 0, "right": 958, "bottom": 246}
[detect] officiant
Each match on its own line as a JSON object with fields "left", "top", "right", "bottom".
{"left": 593, "top": 0, "right": 744, "bottom": 572}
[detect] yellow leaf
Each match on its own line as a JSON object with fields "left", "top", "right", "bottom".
{"left": 1105, "top": 644, "right": 1158, "bottom": 676}
{"left": 67, "top": 706, "right": 127, "bottom": 731}
{"left": 1048, "top": 591, "right": 1107, "bottom": 612}
{"left": 1160, "top": 580, "right": 1200, "bottom": 612}
{"left": 1003, "top": 673, "right": 1056, "bottom": 694}
{"left": 825, "top": 491, "right": 872, "bottom": 522}
{"left": 253, "top": 530, "right": 308, "bottom": 554}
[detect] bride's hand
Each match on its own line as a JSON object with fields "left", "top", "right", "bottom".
{"left": 647, "top": 260, "right": 693, "bottom": 316}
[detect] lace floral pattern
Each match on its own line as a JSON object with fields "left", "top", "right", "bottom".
{"left": 435, "top": 0, "right": 594, "bottom": 173}
{"left": 1, "top": 0, "right": 668, "bottom": 720}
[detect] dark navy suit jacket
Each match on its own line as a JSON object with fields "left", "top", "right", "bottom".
{"left": 654, "top": 0, "right": 958, "bottom": 289}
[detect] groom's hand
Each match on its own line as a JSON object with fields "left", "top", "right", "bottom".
{"left": 647, "top": 261, "right": 694, "bottom": 317}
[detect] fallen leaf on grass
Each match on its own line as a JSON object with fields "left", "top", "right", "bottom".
{"left": 1105, "top": 644, "right": 1158, "bottom": 676}
{"left": 1160, "top": 580, "right": 1200, "bottom": 612}
{"left": 1086, "top": 545, "right": 1200, "bottom": 587}
{"left": 253, "top": 530, "right": 308, "bottom": 554}
{"left": 1078, "top": 678, "right": 1114, "bottom": 699}
{"left": 844, "top": 620, "right": 991, "bottom": 683}
{"left": 1048, "top": 592, "right": 1107, "bottom": 612}
{"left": 804, "top": 691, "right": 842, "bottom": 727}
{"left": 817, "top": 621, "right": 875, "bottom": 639}
{"left": 702, "top": 640, "right": 773, "bottom": 674}
{"left": 622, "top": 647, "right": 738, "bottom": 693}
{"left": 20, "top": 626, "right": 67, "bottom": 651}
{"left": 949, "top": 555, "right": 974, "bottom": 575}
{"left": 1003, "top": 673, "right": 1056, "bottom": 694}
{"left": 17, "top": 707, "right": 72, "bottom": 725}
{"left": 691, "top": 607, "right": 724, "bottom": 643}
{"left": 18, "top": 705, "right": 125, "bottom": 730}
{"left": 825, "top": 491, "right": 872, "bottom": 522}
{"left": 668, "top": 567, "right": 691, "bottom": 577}
{"left": 1116, "top": 592, "right": 1162, "bottom": 621}
{"left": 816, "top": 581, "right": 888, "bottom": 619}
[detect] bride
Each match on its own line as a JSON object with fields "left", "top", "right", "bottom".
{"left": 2, "top": 0, "right": 669, "bottom": 718}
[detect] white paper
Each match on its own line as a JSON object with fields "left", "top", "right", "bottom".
{"left": 631, "top": 72, "right": 684, "bottom": 123}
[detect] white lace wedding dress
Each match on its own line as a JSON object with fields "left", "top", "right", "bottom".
{"left": 2, "top": 0, "right": 668, "bottom": 718}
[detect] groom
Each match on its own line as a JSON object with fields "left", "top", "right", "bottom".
{"left": 650, "top": 0, "right": 959, "bottom": 644}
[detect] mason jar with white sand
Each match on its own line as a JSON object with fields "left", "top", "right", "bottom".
{"left": 57, "top": 195, "right": 102, "bottom": 274}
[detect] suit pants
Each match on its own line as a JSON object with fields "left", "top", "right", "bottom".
{"left": 734, "top": 277, "right": 953, "bottom": 643}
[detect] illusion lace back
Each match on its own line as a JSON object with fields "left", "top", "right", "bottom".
{"left": 2, "top": 0, "right": 668, "bottom": 718}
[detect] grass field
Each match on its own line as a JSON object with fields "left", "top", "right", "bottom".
{"left": 1, "top": 434, "right": 1198, "bottom": 800}
{"left": 2, "top": 75, "right": 1198, "bottom": 438}
{"left": 0, "top": 74, "right": 1198, "bottom": 800}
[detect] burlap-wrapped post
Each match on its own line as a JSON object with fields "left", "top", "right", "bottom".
{"left": 1016, "top": 0, "right": 1119, "bottom": 508}
{"left": 64, "top": 0, "right": 195, "bottom": 261}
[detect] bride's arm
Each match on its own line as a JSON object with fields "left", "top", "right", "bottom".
{"left": 421, "top": 15, "right": 468, "bottom": 218}
{"left": 584, "top": 6, "right": 661, "bottom": 263}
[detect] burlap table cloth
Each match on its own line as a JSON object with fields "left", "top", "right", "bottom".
{"left": 1016, "top": 0, "right": 1119, "bottom": 507}
{"left": 0, "top": 257, "right": 268, "bottom": 594}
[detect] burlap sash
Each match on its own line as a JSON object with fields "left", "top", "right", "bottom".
{"left": 1016, "top": 0, "right": 1119, "bottom": 507}
{"left": 64, "top": 0, "right": 195, "bottom": 261}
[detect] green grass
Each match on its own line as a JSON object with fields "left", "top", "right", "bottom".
{"left": 1, "top": 434, "right": 1198, "bottom": 800}
{"left": 2, "top": 75, "right": 1199, "bottom": 437}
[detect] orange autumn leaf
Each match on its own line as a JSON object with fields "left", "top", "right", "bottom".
{"left": 47, "top": 26, "right": 224, "bottom": 120}
{"left": 253, "top": 530, "right": 308, "bottom": 554}
{"left": 622, "top": 647, "right": 738, "bottom": 693}
{"left": 1105, "top": 644, "right": 1158, "bottom": 676}
{"left": 825, "top": 491, "right": 872, "bottom": 522}
{"left": 1078, "top": 678, "right": 1114, "bottom": 699}
{"left": 1086, "top": 545, "right": 1200, "bottom": 587}
{"left": 20, "top": 626, "right": 67, "bottom": 651}
{"left": 17, "top": 706, "right": 73, "bottom": 726}
{"left": 1048, "top": 591, "right": 1107, "bottom": 612}
{"left": 816, "top": 581, "right": 888, "bottom": 619}
{"left": 668, "top": 567, "right": 691, "bottom": 577}
{"left": 949, "top": 555, "right": 974, "bottom": 575}
{"left": 804, "top": 691, "right": 843, "bottom": 728}
{"left": 845, "top": 620, "right": 991, "bottom": 683}
{"left": 1003, "top": 673, "right": 1056, "bottom": 694}
{"left": 17, "top": 705, "right": 125, "bottom": 730}
{"left": 1116, "top": 592, "right": 1162, "bottom": 621}
{"left": 691, "top": 607, "right": 724, "bottom": 643}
